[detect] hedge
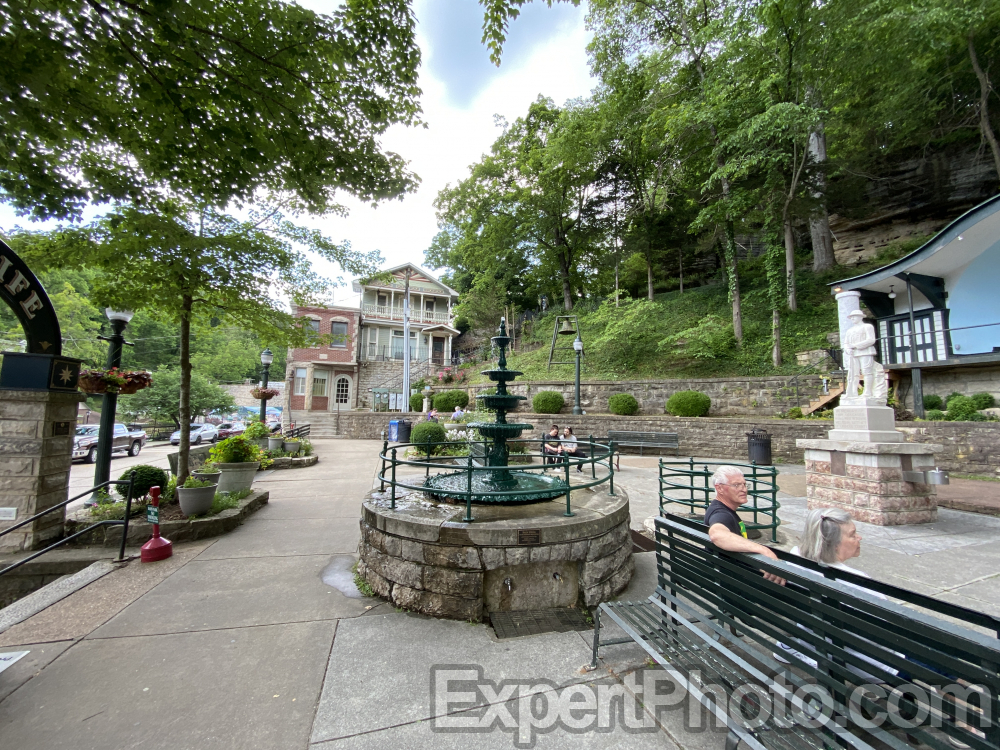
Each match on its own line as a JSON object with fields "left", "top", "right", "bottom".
{"left": 971, "top": 392, "right": 996, "bottom": 410}
{"left": 665, "top": 390, "right": 711, "bottom": 417}
{"left": 118, "top": 465, "right": 168, "bottom": 498}
{"left": 409, "top": 392, "right": 424, "bottom": 412}
{"left": 922, "top": 394, "right": 944, "bottom": 411}
{"left": 411, "top": 421, "right": 446, "bottom": 446}
{"left": 533, "top": 391, "right": 564, "bottom": 414}
{"left": 608, "top": 393, "right": 639, "bottom": 416}
{"left": 433, "top": 389, "right": 469, "bottom": 412}
{"left": 945, "top": 395, "right": 978, "bottom": 421}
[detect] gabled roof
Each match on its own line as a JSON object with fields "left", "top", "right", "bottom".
{"left": 831, "top": 194, "right": 1000, "bottom": 295}
{"left": 352, "top": 262, "right": 459, "bottom": 298}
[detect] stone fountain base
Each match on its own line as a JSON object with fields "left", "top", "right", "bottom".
{"left": 357, "top": 481, "right": 634, "bottom": 622}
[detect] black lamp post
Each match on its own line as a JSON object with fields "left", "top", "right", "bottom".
{"left": 89, "top": 309, "right": 133, "bottom": 504}
{"left": 259, "top": 347, "right": 273, "bottom": 423}
{"left": 573, "top": 335, "right": 583, "bottom": 415}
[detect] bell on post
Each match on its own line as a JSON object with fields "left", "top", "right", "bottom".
{"left": 558, "top": 319, "right": 576, "bottom": 336}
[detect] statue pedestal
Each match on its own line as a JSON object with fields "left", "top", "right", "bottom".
{"left": 797, "top": 402, "right": 941, "bottom": 526}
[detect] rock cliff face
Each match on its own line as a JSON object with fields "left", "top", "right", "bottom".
{"left": 830, "top": 147, "right": 998, "bottom": 265}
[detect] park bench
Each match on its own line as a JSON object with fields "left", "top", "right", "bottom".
{"left": 591, "top": 513, "right": 1000, "bottom": 750}
{"left": 606, "top": 430, "right": 679, "bottom": 469}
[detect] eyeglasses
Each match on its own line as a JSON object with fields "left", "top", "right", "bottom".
{"left": 717, "top": 482, "right": 747, "bottom": 489}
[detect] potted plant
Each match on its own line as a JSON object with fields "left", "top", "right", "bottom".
{"left": 119, "top": 370, "right": 153, "bottom": 394}
{"left": 283, "top": 438, "right": 300, "bottom": 454}
{"left": 176, "top": 477, "right": 217, "bottom": 517}
{"left": 267, "top": 434, "right": 284, "bottom": 451}
{"left": 250, "top": 386, "right": 280, "bottom": 401}
{"left": 192, "top": 461, "right": 221, "bottom": 486}
{"left": 243, "top": 420, "right": 271, "bottom": 448}
{"left": 78, "top": 367, "right": 128, "bottom": 394}
{"left": 208, "top": 435, "right": 261, "bottom": 493}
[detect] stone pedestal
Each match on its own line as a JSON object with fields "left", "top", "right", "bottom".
{"left": 0, "top": 389, "right": 83, "bottom": 551}
{"left": 827, "top": 403, "right": 902, "bottom": 443}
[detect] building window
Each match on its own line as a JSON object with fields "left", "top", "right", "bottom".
{"left": 312, "top": 371, "right": 328, "bottom": 397}
{"left": 331, "top": 321, "right": 348, "bottom": 348}
{"left": 425, "top": 299, "right": 435, "bottom": 312}
{"left": 305, "top": 318, "right": 320, "bottom": 347}
{"left": 377, "top": 293, "right": 388, "bottom": 307}
{"left": 335, "top": 377, "right": 350, "bottom": 404}
{"left": 879, "top": 310, "right": 948, "bottom": 365}
{"left": 293, "top": 368, "right": 307, "bottom": 395}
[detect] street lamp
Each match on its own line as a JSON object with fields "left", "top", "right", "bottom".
{"left": 259, "top": 347, "right": 273, "bottom": 423}
{"left": 573, "top": 335, "right": 584, "bottom": 415}
{"left": 90, "top": 309, "right": 134, "bottom": 504}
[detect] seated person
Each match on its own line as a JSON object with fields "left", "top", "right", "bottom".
{"left": 560, "top": 427, "right": 585, "bottom": 472}
{"left": 451, "top": 405, "right": 465, "bottom": 420}
{"left": 542, "top": 425, "right": 562, "bottom": 465}
{"left": 425, "top": 408, "right": 439, "bottom": 422}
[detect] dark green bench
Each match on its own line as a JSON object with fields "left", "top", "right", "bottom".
{"left": 591, "top": 513, "right": 999, "bottom": 750}
{"left": 606, "top": 430, "right": 679, "bottom": 469}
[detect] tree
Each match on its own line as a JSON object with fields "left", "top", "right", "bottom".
{"left": 1, "top": 0, "right": 421, "bottom": 220}
{"left": 120, "top": 368, "right": 235, "bottom": 426}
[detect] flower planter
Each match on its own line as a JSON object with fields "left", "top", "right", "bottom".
{"left": 254, "top": 438, "right": 269, "bottom": 449}
{"left": 177, "top": 485, "right": 216, "bottom": 517}
{"left": 250, "top": 387, "right": 280, "bottom": 400}
{"left": 267, "top": 436, "right": 284, "bottom": 451}
{"left": 192, "top": 470, "right": 221, "bottom": 486}
{"left": 216, "top": 461, "right": 260, "bottom": 494}
{"left": 282, "top": 440, "right": 300, "bottom": 454}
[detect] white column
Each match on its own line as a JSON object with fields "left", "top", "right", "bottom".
{"left": 836, "top": 290, "right": 862, "bottom": 348}
{"left": 304, "top": 363, "right": 315, "bottom": 411}
{"left": 445, "top": 335, "right": 452, "bottom": 365}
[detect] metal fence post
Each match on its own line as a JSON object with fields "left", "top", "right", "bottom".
{"left": 380, "top": 435, "right": 388, "bottom": 491}
{"left": 118, "top": 470, "right": 136, "bottom": 562}
{"left": 589, "top": 435, "right": 596, "bottom": 479}
{"left": 390, "top": 448, "right": 397, "bottom": 509}
{"left": 564, "top": 455, "right": 574, "bottom": 517}
{"left": 464, "top": 453, "right": 474, "bottom": 523}
{"left": 608, "top": 441, "right": 616, "bottom": 496}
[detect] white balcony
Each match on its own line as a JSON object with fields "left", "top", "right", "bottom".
{"left": 362, "top": 304, "right": 451, "bottom": 326}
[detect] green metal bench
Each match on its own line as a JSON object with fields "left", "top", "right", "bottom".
{"left": 592, "top": 513, "right": 1000, "bottom": 750}
{"left": 606, "top": 430, "right": 679, "bottom": 469}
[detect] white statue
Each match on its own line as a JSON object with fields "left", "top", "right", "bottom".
{"left": 843, "top": 310, "right": 887, "bottom": 403}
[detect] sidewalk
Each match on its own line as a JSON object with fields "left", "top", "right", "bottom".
{"left": 0, "top": 444, "right": 997, "bottom": 749}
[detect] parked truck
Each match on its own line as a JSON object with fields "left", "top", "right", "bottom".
{"left": 73, "top": 423, "right": 147, "bottom": 463}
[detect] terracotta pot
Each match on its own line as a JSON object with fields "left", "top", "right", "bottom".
{"left": 176, "top": 485, "right": 216, "bottom": 517}
{"left": 78, "top": 376, "right": 108, "bottom": 394}
{"left": 216, "top": 461, "right": 259, "bottom": 493}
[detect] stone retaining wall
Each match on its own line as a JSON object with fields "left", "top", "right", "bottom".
{"left": 330, "top": 412, "right": 1000, "bottom": 472}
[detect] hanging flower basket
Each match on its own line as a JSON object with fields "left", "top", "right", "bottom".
{"left": 251, "top": 387, "right": 280, "bottom": 401}
{"left": 78, "top": 368, "right": 151, "bottom": 395}
{"left": 118, "top": 371, "right": 153, "bottom": 395}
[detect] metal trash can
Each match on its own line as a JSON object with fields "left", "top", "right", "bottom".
{"left": 387, "top": 420, "right": 400, "bottom": 442}
{"left": 746, "top": 427, "right": 772, "bottom": 465}
{"left": 397, "top": 420, "right": 412, "bottom": 443}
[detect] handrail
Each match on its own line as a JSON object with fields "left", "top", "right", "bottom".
{"left": 376, "top": 437, "right": 617, "bottom": 523}
{"left": 0, "top": 471, "right": 137, "bottom": 576}
{"left": 789, "top": 350, "right": 841, "bottom": 408}
{"left": 659, "top": 458, "right": 780, "bottom": 542}
{"left": 286, "top": 424, "right": 311, "bottom": 439}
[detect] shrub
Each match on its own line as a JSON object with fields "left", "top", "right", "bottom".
{"left": 409, "top": 392, "right": 424, "bottom": 412}
{"left": 922, "top": 394, "right": 944, "bottom": 411}
{"left": 433, "top": 389, "right": 469, "bottom": 412}
{"left": 411, "top": 421, "right": 446, "bottom": 446}
{"left": 118, "top": 465, "right": 168, "bottom": 498}
{"left": 209, "top": 435, "right": 260, "bottom": 464}
{"left": 608, "top": 393, "right": 639, "bottom": 416}
{"left": 666, "top": 390, "right": 711, "bottom": 417}
{"left": 786, "top": 407, "right": 804, "bottom": 419}
{"left": 943, "top": 392, "right": 964, "bottom": 408}
{"left": 299, "top": 439, "right": 314, "bottom": 456}
{"left": 971, "top": 392, "right": 996, "bottom": 410}
{"left": 244, "top": 421, "right": 270, "bottom": 439}
{"left": 533, "top": 391, "right": 565, "bottom": 414}
{"left": 945, "top": 395, "right": 978, "bottom": 421}
{"left": 924, "top": 409, "right": 946, "bottom": 421}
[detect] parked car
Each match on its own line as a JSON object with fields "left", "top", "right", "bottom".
{"left": 216, "top": 422, "right": 246, "bottom": 439}
{"left": 73, "top": 423, "right": 148, "bottom": 463}
{"left": 267, "top": 420, "right": 282, "bottom": 434}
{"left": 169, "top": 423, "right": 220, "bottom": 446}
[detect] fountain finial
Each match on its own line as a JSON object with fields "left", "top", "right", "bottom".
{"left": 499, "top": 317, "right": 507, "bottom": 337}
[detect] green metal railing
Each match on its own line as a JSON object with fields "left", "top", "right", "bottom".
{"left": 658, "top": 458, "right": 780, "bottom": 542}
{"left": 376, "top": 437, "right": 616, "bottom": 523}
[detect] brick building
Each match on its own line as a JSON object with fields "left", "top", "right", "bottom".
{"left": 284, "top": 304, "right": 362, "bottom": 416}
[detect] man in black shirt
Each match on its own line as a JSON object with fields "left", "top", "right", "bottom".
{"left": 705, "top": 466, "right": 785, "bottom": 585}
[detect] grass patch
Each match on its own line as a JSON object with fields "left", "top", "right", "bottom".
{"left": 352, "top": 561, "right": 376, "bottom": 597}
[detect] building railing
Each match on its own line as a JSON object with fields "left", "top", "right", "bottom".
{"left": 376, "top": 437, "right": 616, "bottom": 523}
{"left": 362, "top": 304, "right": 451, "bottom": 325}
{"left": 0, "top": 472, "right": 137, "bottom": 576}
{"left": 659, "top": 459, "right": 779, "bottom": 542}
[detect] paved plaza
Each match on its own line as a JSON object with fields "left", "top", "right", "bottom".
{"left": 0, "top": 440, "right": 997, "bottom": 749}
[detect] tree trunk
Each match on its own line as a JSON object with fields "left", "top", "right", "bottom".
{"left": 969, "top": 32, "right": 1000, "bottom": 183}
{"left": 646, "top": 255, "right": 654, "bottom": 301}
{"left": 784, "top": 220, "right": 797, "bottom": 311}
{"left": 177, "top": 294, "right": 193, "bottom": 485}
{"left": 614, "top": 256, "right": 620, "bottom": 307}
{"left": 725, "top": 222, "right": 743, "bottom": 344}
{"left": 772, "top": 308, "right": 781, "bottom": 368}
{"left": 808, "top": 121, "right": 836, "bottom": 271}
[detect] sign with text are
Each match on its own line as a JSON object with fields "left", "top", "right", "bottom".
{"left": 0, "top": 238, "right": 62, "bottom": 356}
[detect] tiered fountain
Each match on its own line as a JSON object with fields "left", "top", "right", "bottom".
{"left": 423, "top": 318, "right": 568, "bottom": 503}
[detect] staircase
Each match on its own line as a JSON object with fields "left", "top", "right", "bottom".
{"left": 287, "top": 411, "right": 343, "bottom": 438}
{"left": 801, "top": 385, "right": 844, "bottom": 416}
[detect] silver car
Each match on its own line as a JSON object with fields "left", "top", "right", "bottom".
{"left": 169, "top": 423, "right": 220, "bottom": 446}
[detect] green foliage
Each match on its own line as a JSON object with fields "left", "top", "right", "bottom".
{"left": 298, "top": 439, "right": 314, "bottom": 456}
{"left": 210, "top": 490, "right": 251, "bottom": 515}
{"left": 532, "top": 391, "right": 565, "bottom": 414}
{"left": 971, "top": 392, "right": 996, "bottom": 410}
{"left": 944, "top": 392, "right": 965, "bottom": 408}
{"left": 118, "top": 465, "right": 169, "bottom": 499}
{"left": 607, "top": 393, "right": 639, "bottom": 415}
{"left": 119, "top": 367, "right": 235, "bottom": 424}
{"left": 945, "top": 396, "right": 978, "bottom": 421}
{"left": 411, "top": 421, "right": 446, "bottom": 446}
{"left": 410, "top": 392, "right": 425, "bottom": 411}
{"left": 209, "top": 435, "right": 260, "bottom": 464}
{"left": 666, "top": 390, "right": 711, "bottom": 417}
{"left": 433, "top": 389, "right": 470, "bottom": 412}
{"left": 786, "top": 407, "right": 804, "bottom": 419}
{"left": 352, "top": 561, "right": 376, "bottom": 597}
{"left": 244, "top": 421, "right": 271, "bottom": 440}
{"left": 922, "top": 395, "right": 944, "bottom": 411}
{"left": 182, "top": 477, "right": 215, "bottom": 489}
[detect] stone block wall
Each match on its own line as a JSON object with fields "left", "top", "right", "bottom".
{"left": 0, "top": 390, "right": 83, "bottom": 551}
{"left": 896, "top": 365, "right": 1000, "bottom": 411}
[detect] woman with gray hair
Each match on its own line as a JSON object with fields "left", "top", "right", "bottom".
{"left": 794, "top": 507, "right": 862, "bottom": 569}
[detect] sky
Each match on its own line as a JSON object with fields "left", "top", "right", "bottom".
{"left": 0, "top": 0, "right": 596, "bottom": 308}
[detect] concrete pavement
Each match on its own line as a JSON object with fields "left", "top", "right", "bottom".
{"left": 0, "top": 442, "right": 998, "bottom": 749}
